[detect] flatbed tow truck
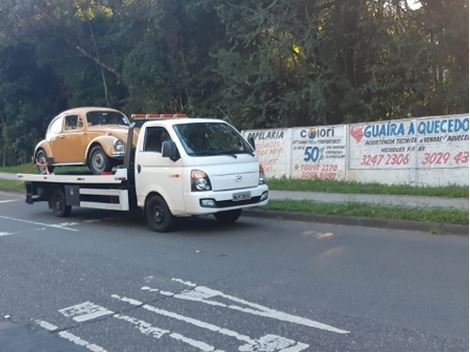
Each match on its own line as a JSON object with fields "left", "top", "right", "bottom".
{"left": 18, "top": 114, "right": 269, "bottom": 232}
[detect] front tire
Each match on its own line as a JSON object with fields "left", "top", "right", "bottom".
{"left": 88, "top": 145, "right": 113, "bottom": 175}
{"left": 145, "top": 194, "right": 174, "bottom": 232}
{"left": 49, "top": 188, "right": 71, "bottom": 217}
{"left": 214, "top": 209, "right": 242, "bottom": 224}
{"left": 35, "top": 149, "right": 54, "bottom": 174}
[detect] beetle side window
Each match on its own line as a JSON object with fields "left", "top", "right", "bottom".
{"left": 64, "top": 115, "right": 82, "bottom": 131}
{"left": 48, "top": 117, "right": 63, "bottom": 135}
{"left": 144, "top": 127, "right": 171, "bottom": 153}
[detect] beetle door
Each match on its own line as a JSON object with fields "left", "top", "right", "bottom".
{"left": 50, "top": 115, "right": 85, "bottom": 163}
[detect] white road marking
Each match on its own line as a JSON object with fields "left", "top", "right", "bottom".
{"left": 0, "top": 215, "right": 78, "bottom": 232}
{"left": 0, "top": 199, "right": 18, "bottom": 204}
{"left": 171, "top": 278, "right": 197, "bottom": 287}
{"left": 114, "top": 313, "right": 222, "bottom": 352}
{"left": 59, "top": 301, "right": 114, "bottom": 322}
{"left": 0, "top": 232, "right": 14, "bottom": 237}
{"left": 35, "top": 320, "right": 108, "bottom": 352}
{"left": 142, "top": 278, "right": 350, "bottom": 334}
{"left": 111, "top": 294, "right": 309, "bottom": 352}
{"left": 35, "top": 319, "right": 58, "bottom": 331}
{"left": 113, "top": 314, "right": 169, "bottom": 338}
{"left": 58, "top": 301, "right": 224, "bottom": 352}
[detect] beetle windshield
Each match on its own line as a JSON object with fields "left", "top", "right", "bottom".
{"left": 173, "top": 122, "right": 254, "bottom": 157}
{"left": 86, "top": 111, "right": 130, "bottom": 126}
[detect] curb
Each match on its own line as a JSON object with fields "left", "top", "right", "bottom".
{"left": 244, "top": 209, "right": 469, "bottom": 235}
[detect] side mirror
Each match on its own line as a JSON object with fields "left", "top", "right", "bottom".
{"left": 162, "top": 140, "right": 180, "bottom": 162}
{"left": 247, "top": 136, "right": 256, "bottom": 150}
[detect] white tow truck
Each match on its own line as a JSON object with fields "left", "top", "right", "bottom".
{"left": 18, "top": 115, "right": 269, "bottom": 232}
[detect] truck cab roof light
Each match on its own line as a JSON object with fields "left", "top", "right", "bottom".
{"left": 131, "top": 113, "right": 188, "bottom": 120}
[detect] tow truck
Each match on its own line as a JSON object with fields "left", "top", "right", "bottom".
{"left": 18, "top": 113, "right": 269, "bottom": 232}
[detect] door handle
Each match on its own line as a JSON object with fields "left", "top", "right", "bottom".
{"left": 137, "top": 164, "right": 142, "bottom": 173}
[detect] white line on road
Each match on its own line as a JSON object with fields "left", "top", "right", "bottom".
{"left": 111, "top": 294, "right": 309, "bottom": 352}
{"left": 0, "top": 215, "right": 79, "bottom": 232}
{"left": 0, "top": 199, "right": 18, "bottom": 204}
{"left": 141, "top": 278, "right": 350, "bottom": 334}
{"left": 35, "top": 320, "right": 108, "bottom": 352}
{"left": 0, "top": 232, "right": 14, "bottom": 237}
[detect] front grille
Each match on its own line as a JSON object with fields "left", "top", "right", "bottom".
{"left": 215, "top": 196, "right": 262, "bottom": 208}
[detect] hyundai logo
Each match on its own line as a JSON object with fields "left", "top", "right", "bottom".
{"left": 234, "top": 175, "right": 243, "bottom": 182}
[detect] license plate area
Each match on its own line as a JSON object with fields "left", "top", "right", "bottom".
{"left": 232, "top": 191, "right": 251, "bottom": 202}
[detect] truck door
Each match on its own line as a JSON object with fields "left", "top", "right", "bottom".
{"left": 135, "top": 126, "right": 185, "bottom": 214}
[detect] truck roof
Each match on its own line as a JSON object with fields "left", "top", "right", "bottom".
{"left": 142, "top": 117, "right": 228, "bottom": 128}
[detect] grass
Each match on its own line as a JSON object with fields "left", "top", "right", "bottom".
{"left": 267, "top": 179, "right": 468, "bottom": 198}
{"left": 265, "top": 200, "right": 469, "bottom": 225}
{"left": 0, "top": 180, "right": 24, "bottom": 191}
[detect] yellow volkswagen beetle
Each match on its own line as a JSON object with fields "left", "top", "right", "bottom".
{"left": 34, "top": 107, "right": 137, "bottom": 175}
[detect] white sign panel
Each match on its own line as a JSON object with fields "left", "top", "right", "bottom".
{"left": 349, "top": 118, "right": 417, "bottom": 170}
{"left": 290, "top": 125, "right": 347, "bottom": 180}
{"left": 243, "top": 129, "right": 291, "bottom": 178}
{"left": 414, "top": 115, "right": 469, "bottom": 169}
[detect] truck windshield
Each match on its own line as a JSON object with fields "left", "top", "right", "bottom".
{"left": 86, "top": 111, "right": 130, "bottom": 126}
{"left": 173, "top": 122, "right": 254, "bottom": 157}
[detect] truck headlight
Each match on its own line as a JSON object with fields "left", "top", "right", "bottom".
{"left": 114, "top": 139, "right": 125, "bottom": 152}
{"left": 258, "top": 164, "right": 265, "bottom": 185}
{"left": 191, "top": 170, "right": 212, "bottom": 192}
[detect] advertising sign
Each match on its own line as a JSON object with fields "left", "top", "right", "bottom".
{"left": 349, "top": 115, "right": 469, "bottom": 170}
{"left": 290, "top": 125, "right": 347, "bottom": 180}
{"left": 349, "top": 119, "right": 416, "bottom": 169}
{"left": 243, "top": 129, "right": 291, "bottom": 178}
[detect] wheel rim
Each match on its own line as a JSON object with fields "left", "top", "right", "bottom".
{"left": 37, "top": 153, "right": 48, "bottom": 173}
{"left": 53, "top": 194, "right": 64, "bottom": 212}
{"left": 92, "top": 151, "right": 105, "bottom": 171}
{"left": 152, "top": 204, "right": 165, "bottom": 224}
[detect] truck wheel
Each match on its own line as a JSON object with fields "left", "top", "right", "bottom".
{"left": 145, "top": 194, "right": 174, "bottom": 232}
{"left": 214, "top": 209, "right": 242, "bottom": 224}
{"left": 88, "top": 145, "right": 113, "bottom": 175}
{"left": 36, "top": 149, "right": 54, "bottom": 174}
{"left": 49, "top": 188, "right": 71, "bottom": 217}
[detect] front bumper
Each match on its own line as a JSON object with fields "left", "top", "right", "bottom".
{"left": 111, "top": 151, "right": 126, "bottom": 158}
{"left": 183, "top": 184, "right": 269, "bottom": 215}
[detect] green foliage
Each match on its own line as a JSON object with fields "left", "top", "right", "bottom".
{"left": 0, "top": 0, "right": 467, "bottom": 165}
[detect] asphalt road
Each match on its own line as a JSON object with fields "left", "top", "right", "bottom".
{"left": 0, "top": 190, "right": 467, "bottom": 352}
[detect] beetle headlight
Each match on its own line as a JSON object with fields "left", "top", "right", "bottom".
{"left": 114, "top": 139, "right": 125, "bottom": 152}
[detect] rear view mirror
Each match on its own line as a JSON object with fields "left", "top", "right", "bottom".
{"left": 248, "top": 136, "right": 256, "bottom": 150}
{"left": 162, "top": 140, "right": 180, "bottom": 162}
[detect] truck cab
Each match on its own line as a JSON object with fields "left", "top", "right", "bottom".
{"left": 134, "top": 117, "right": 269, "bottom": 231}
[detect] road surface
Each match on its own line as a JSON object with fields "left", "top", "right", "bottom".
{"left": 0, "top": 191, "right": 467, "bottom": 351}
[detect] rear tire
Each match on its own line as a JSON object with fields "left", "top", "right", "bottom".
{"left": 35, "top": 149, "right": 54, "bottom": 174}
{"left": 214, "top": 209, "right": 242, "bottom": 224}
{"left": 49, "top": 188, "right": 71, "bottom": 217}
{"left": 145, "top": 194, "right": 174, "bottom": 232}
{"left": 88, "top": 145, "right": 113, "bottom": 175}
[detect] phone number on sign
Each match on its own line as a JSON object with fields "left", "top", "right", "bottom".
{"left": 361, "top": 153, "right": 410, "bottom": 167}
{"left": 421, "top": 151, "right": 468, "bottom": 165}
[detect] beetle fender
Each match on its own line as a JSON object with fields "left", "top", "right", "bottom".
{"left": 34, "top": 140, "right": 54, "bottom": 160}
{"left": 86, "top": 135, "right": 119, "bottom": 159}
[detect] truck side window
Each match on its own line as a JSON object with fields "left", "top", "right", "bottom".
{"left": 144, "top": 127, "right": 170, "bottom": 153}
